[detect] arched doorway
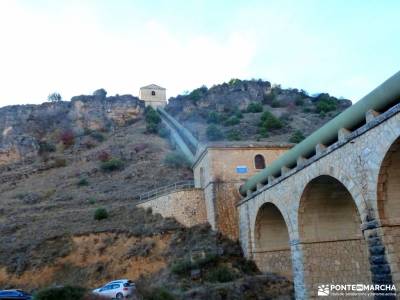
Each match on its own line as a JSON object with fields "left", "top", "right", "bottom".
{"left": 298, "top": 175, "right": 371, "bottom": 294}
{"left": 377, "top": 137, "right": 400, "bottom": 288}
{"left": 253, "top": 202, "right": 292, "bottom": 278}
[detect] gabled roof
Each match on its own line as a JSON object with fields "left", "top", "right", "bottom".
{"left": 140, "top": 84, "right": 166, "bottom": 90}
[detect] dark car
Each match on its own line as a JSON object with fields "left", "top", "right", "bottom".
{"left": 0, "top": 290, "right": 32, "bottom": 300}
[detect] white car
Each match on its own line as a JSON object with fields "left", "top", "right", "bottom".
{"left": 93, "top": 279, "right": 136, "bottom": 299}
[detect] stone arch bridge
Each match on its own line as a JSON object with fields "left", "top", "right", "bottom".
{"left": 139, "top": 71, "right": 400, "bottom": 299}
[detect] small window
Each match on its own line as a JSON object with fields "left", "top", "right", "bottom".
{"left": 151, "top": 91, "right": 156, "bottom": 96}
{"left": 255, "top": 154, "right": 266, "bottom": 169}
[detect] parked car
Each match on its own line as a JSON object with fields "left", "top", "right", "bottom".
{"left": 92, "top": 279, "right": 136, "bottom": 299}
{"left": 0, "top": 290, "right": 32, "bottom": 300}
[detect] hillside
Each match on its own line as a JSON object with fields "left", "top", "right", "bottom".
{"left": 166, "top": 79, "right": 352, "bottom": 143}
{"left": 0, "top": 80, "right": 351, "bottom": 298}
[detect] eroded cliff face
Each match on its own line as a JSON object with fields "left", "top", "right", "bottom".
{"left": 0, "top": 94, "right": 144, "bottom": 165}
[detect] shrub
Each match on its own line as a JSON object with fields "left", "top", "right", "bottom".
{"left": 47, "top": 92, "right": 62, "bottom": 102}
{"left": 97, "top": 150, "right": 111, "bottom": 162}
{"left": 90, "top": 131, "right": 105, "bottom": 142}
{"left": 263, "top": 93, "right": 275, "bottom": 104}
{"left": 143, "top": 287, "right": 176, "bottom": 300}
{"left": 246, "top": 102, "right": 263, "bottom": 113}
{"left": 316, "top": 99, "right": 337, "bottom": 113}
{"left": 295, "top": 97, "right": 305, "bottom": 106}
{"left": 206, "top": 125, "right": 224, "bottom": 141}
{"left": 227, "top": 129, "right": 241, "bottom": 141}
{"left": 289, "top": 130, "right": 306, "bottom": 143}
{"left": 164, "top": 152, "right": 191, "bottom": 168}
{"left": 53, "top": 158, "right": 67, "bottom": 168}
{"left": 207, "top": 111, "right": 221, "bottom": 124}
{"left": 87, "top": 197, "right": 96, "bottom": 205}
{"left": 94, "top": 207, "right": 108, "bottom": 220}
{"left": 259, "top": 111, "right": 283, "bottom": 131}
{"left": 271, "top": 99, "right": 280, "bottom": 108}
{"left": 188, "top": 86, "right": 207, "bottom": 102}
{"left": 60, "top": 130, "right": 75, "bottom": 147}
{"left": 224, "top": 116, "right": 240, "bottom": 126}
{"left": 38, "top": 141, "right": 56, "bottom": 154}
{"left": 100, "top": 158, "right": 124, "bottom": 172}
{"left": 158, "top": 126, "right": 170, "bottom": 138}
{"left": 206, "top": 266, "right": 236, "bottom": 283}
{"left": 34, "top": 285, "right": 86, "bottom": 300}
{"left": 144, "top": 106, "right": 162, "bottom": 134}
{"left": 234, "top": 110, "right": 243, "bottom": 119}
{"left": 171, "top": 259, "right": 193, "bottom": 276}
{"left": 228, "top": 78, "right": 241, "bottom": 86}
{"left": 77, "top": 178, "right": 89, "bottom": 187}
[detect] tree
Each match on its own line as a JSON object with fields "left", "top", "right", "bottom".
{"left": 48, "top": 92, "right": 62, "bottom": 102}
{"left": 206, "top": 125, "right": 224, "bottom": 141}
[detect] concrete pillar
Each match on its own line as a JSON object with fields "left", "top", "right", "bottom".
{"left": 297, "top": 156, "right": 307, "bottom": 167}
{"left": 362, "top": 220, "right": 396, "bottom": 299}
{"left": 338, "top": 128, "right": 351, "bottom": 142}
{"left": 290, "top": 239, "right": 307, "bottom": 299}
{"left": 315, "top": 143, "right": 327, "bottom": 155}
{"left": 366, "top": 109, "right": 381, "bottom": 123}
{"left": 281, "top": 166, "right": 291, "bottom": 175}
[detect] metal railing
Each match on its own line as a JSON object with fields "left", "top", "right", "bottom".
{"left": 134, "top": 180, "right": 195, "bottom": 203}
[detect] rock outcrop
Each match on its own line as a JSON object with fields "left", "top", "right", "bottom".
{"left": 0, "top": 94, "right": 144, "bottom": 165}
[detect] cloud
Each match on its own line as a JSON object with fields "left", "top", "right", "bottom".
{"left": 0, "top": 2, "right": 257, "bottom": 106}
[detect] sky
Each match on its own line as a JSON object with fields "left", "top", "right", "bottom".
{"left": 0, "top": 0, "right": 399, "bottom": 107}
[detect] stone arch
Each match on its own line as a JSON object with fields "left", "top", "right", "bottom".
{"left": 254, "top": 154, "right": 266, "bottom": 169}
{"left": 253, "top": 202, "right": 293, "bottom": 278}
{"left": 298, "top": 175, "right": 372, "bottom": 294}
{"left": 377, "top": 136, "right": 400, "bottom": 288}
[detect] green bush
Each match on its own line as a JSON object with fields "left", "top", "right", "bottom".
{"left": 87, "top": 197, "right": 96, "bottom": 205}
{"left": 228, "top": 78, "right": 241, "bottom": 86}
{"left": 206, "top": 125, "right": 224, "bottom": 141}
{"left": 206, "top": 266, "right": 236, "bottom": 283}
{"left": 90, "top": 131, "right": 105, "bottom": 142}
{"left": 171, "top": 259, "right": 193, "bottom": 276}
{"left": 38, "top": 141, "right": 56, "bottom": 154}
{"left": 34, "top": 286, "right": 86, "bottom": 300}
{"left": 188, "top": 86, "right": 207, "bottom": 102}
{"left": 259, "top": 111, "right": 283, "bottom": 131}
{"left": 207, "top": 111, "right": 221, "bottom": 124}
{"left": 289, "top": 130, "right": 306, "bottom": 143}
{"left": 246, "top": 102, "right": 263, "bottom": 113}
{"left": 158, "top": 126, "right": 170, "bottom": 138}
{"left": 315, "top": 94, "right": 337, "bottom": 113}
{"left": 234, "top": 110, "right": 243, "bottom": 119}
{"left": 100, "top": 158, "right": 124, "bottom": 172}
{"left": 143, "top": 287, "right": 176, "bottom": 300}
{"left": 227, "top": 129, "right": 241, "bottom": 141}
{"left": 77, "top": 178, "right": 89, "bottom": 187}
{"left": 271, "top": 99, "right": 280, "bottom": 107}
{"left": 224, "top": 116, "right": 240, "bottom": 126}
{"left": 164, "top": 151, "right": 191, "bottom": 168}
{"left": 145, "top": 106, "right": 162, "bottom": 133}
{"left": 94, "top": 207, "right": 108, "bottom": 220}
{"left": 295, "top": 97, "right": 305, "bottom": 106}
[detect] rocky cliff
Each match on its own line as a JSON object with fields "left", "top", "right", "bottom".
{"left": 0, "top": 94, "right": 144, "bottom": 165}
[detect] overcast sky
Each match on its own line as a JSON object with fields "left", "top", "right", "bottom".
{"left": 0, "top": 0, "right": 399, "bottom": 107}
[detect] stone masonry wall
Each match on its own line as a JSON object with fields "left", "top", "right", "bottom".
{"left": 253, "top": 249, "right": 292, "bottom": 279}
{"left": 137, "top": 189, "right": 207, "bottom": 227}
{"left": 302, "top": 239, "right": 372, "bottom": 298}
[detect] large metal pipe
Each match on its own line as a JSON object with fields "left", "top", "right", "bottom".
{"left": 240, "top": 70, "right": 400, "bottom": 196}
{"left": 158, "top": 107, "right": 199, "bottom": 153}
